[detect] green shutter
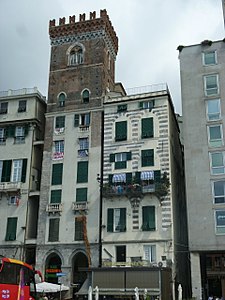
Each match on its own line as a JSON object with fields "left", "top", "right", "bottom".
{"left": 115, "top": 121, "right": 127, "bottom": 141}
{"left": 107, "top": 209, "right": 114, "bottom": 232}
{"left": 117, "top": 104, "right": 127, "bottom": 112}
{"left": 76, "top": 188, "right": 87, "bottom": 202}
{"left": 51, "top": 163, "right": 63, "bottom": 185}
{"left": 74, "top": 114, "right": 79, "bottom": 127}
{"left": 127, "top": 152, "right": 132, "bottom": 160}
{"left": 119, "top": 208, "right": 126, "bottom": 232}
{"left": 21, "top": 159, "right": 27, "bottom": 183}
{"left": 135, "top": 172, "right": 141, "bottom": 184}
{"left": 108, "top": 174, "right": 113, "bottom": 185}
{"left": 142, "top": 118, "right": 153, "bottom": 138}
{"left": 5, "top": 217, "right": 17, "bottom": 241}
{"left": 142, "top": 206, "right": 155, "bottom": 231}
{"left": 7, "top": 126, "right": 15, "bottom": 137}
{"left": 75, "top": 219, "right": 84, "bottom": 241}
{"left": 1, "top": 160, "right": 12, "bottom": 182}
{"left": 48, "top": 218, "right": 59, "bottom": 242}
{"left": 56, "top": 116, "right": 65, "bottom": 128}
{"left": 50, "top": 190, "right": 62, "bottom": 203}
{"left": 142, "top": 149, "right": 154, "bottom": 167}
{"left": 115, "top": 161, "right": 126, "bottom": 169}
{"left": 110, "top": 154, "right": 115, "bottom": 162}
{"left": 126, "top": 172, "right": 132, "bottom": 184}
{"left": 154, "top": 170, "right": 161, "bottom": 183}
{"left": 24, "top": 125, "right": 29, "bottom": 136}
{"left": 77, "top": 161, "right": 88, "bottom": 183}
{"left": 139, "top": 102, "right": 144, "bottom": 109}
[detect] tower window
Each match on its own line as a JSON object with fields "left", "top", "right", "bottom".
{"left": 58, "top": 93, "right": 66, "bottom": 107}
{"left": 69, "top": 45, "right": 83, "bottom": 66}
{"left": 82, "top": 89, "right": 90, "bottom": 103}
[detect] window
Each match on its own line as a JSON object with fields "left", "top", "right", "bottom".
{"left": 208, "top": 125, "right": 223, "bottom": 147}
{"left": 18, "top": 100, "right": 26, "bottom": 112}
{"left": 82, "top": 89, "right": 90, "bottom": 103}
{"left": 142, "top": 206, "right": 155, "bottom": 231}
{"left": 1, "top": 159, "right": 26, "bottom": 183}
{"left": 5, "top": 217, "right": 17, "bottom": 241}
{"left": 0, "top": 102, "right": 8, "bottom": 114}
{"left": 142, "top": 149, "right": 154, "bottom": 167}
{"left": 58, "top": 93, "right": 66, "bottom": 107}
{"left": 116, "top": 246, "right": 126, "bottom": 263}
{"left": 203, "top": 51, "right": 217, "bottom": 65}
{"left": 8, "top": 196, "right": 19, "bottom": 206}
{"left": 144, "top": 245, "right": 156, "bottom": 263}
{"left": 76, "top": 188, "right": 87, "bottom": 202}
{"left": 50, "top": 190, "right": 62, "bottom": 203}
{"left": 107, "top": 208, "right": 126, "bottom": 232}
{"left": 69, "top": 46, "right": 83, "bottom": 65}
{"left": 115, "top": 121, "right": 127, "bottom": 141}
{"left": 110, "top": 152, "right": 132, "bottom": 169}
{"left": 51, "top": 163, "right": 63, "bottom": 185}
{"left": 15, "top": 126, "right": 25, "bottom": 144}
{"left": 0, "top": 128, "right": 6, "bottom": 144}
{"left": 140, "top": 100, "right": 155, "bottom": 110}
{"left": 53, "top": 140, "right": 64, "bottom": 160}
{"left": 74, "top": 113, "right": 90, "bottom": 127}
{"left": 213, "top": 181, "right": 225, "bottom": 204}
{"left": 55, "top": 116, "right": 65, "bottom": 129}
{"left": 117, "top": 104, "right": 127, "bottom": 113}
{"left": 48, "top": 218, "right": 59, "bottom": 242}
{"left": 0, "top": 161, "right": 3, "bottom": 180}
{"left": 75, "top": 218, "right": 84, "bottom": 241}
{"left": 142, "top": 118, "right": 154, "bottom": 139}
{"left": 79, "top": 138, "right": 89, "bottom": 150}
{"left": 215, "top": 210, "right": 225, "bottom": 234}
{"left": 206, "top": 99, "right": 221, "bottom": 121}
{"left": 77, "top": 161, "right": 88, "bottom": 183}
{"left": 210, "top": 152, "right": 225, "bottom": 174}
{"left": 204, "top": 75, "right": 219, "bottom": 96}
{"left": 12, "top": 160, "right": 22, "bottom": 182}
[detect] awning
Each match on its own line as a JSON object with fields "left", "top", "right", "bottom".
{"left": 112, "top": 173, "right": 126, "bottom": 183}
{"left": 141, "top": 171, "right": 154, "bottom": 180}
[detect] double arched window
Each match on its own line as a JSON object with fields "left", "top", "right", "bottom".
{"left": 67, "top": 43, "right": 85, "bottom": 66}
{"left": 57, "top": 92, "right": 67, "bottom": 107}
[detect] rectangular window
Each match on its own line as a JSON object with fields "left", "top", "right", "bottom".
{"left": 77, "top": 161, "right": 88, "bottom": 183}
{"left": 142, "top": 149, "right": 154, "bottom": 167}
{"left": 0, "top": 128, "right": 6, "bottom": 144}
{"left": 213, "top": 181, "right": 225, "bottom": 204}
{"left": 142, "top": 206, "right": 156, "bottom": 231}
{"left": 51, "top": 163, "right": 63, "bottom": 185}
{"left": 117, "top": 104, "right": 127, "bottom": 112}
{"left": 75, "top": 218, "right": 84, "bottom": 241}
{"left": 0, "top": 161, "right": 3, "bottom": 180}
{"left": 50, "top": 190, "right": 62, "bottom": 203}
{"left": 0, "top": 102, "right": 8, "bottom": 114}
{"left": 48, "top": 218, "right": 59, "bottom": 242}
{"left": 107, "top": 208, "right": 126, "bottom": 232}
{"left": 140, "top": 100, "right": 155, "bottom": 110}
{"left": 203, "top": 51, "right": 217, "bottom": 65}
{"left": 204, "top": 74, "right": 219, "bottom": 96}
{"left": 12, "top": 160, "right": 23, "bottom": 182}
{"left": 74, "top": 113, "right": 90, "bottom": 127}
{"left": 5, "top": 217, "right": 17, "bottom": 241}
{"left": 15, "top": 126, "right": 25, "bottom": 144}
{"left": 79, "top": 138, "right": 89, "bottom": 150}
{"left": 55, "top": 116, "right": 65, "bottom": 129}
{"left": 142, "top": 118, "right": 154, "bottom": 138}
{"left": 208, "top": 125, "right": 223, "bottom": 147}
{"left": 1, "top": 160, "right": 12, "bottom": 182}
{"left": 116, "top": 245, "right": 126, "bottom": 262}
{"left": 206, "top": 99, "right": 221, "bottom": 121}
{"left": 115, "top": 121, "right": 127, "bottom": 141}
{"left": 9, "top": 196, "right": 19, "bottom": 205}
{"left": 76, "top": 188, "right": 87, "bottom": 202}
{"left": 18, "top": 100, "right": 27, "bottom": 113}
{"left": 144, "top": 245, "right": 156, "bottom": 263}
{"left": 53, "top": 140, "right": 64, "bottom": 160}
{"left": 215, "top": 210, "right": 225, "bottom": 234}
{"left": 210, "top": 152, "right": 225, "bottom": 174}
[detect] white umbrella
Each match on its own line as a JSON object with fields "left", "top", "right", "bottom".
{"left": 36, "top": 281, "right": 69, "bottom": 293}
{"left": 88, "top": 286, "right": 92, "bottom": 300}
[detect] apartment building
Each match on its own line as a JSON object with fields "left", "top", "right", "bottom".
{"left": 0, "top": 87, "right": 46, "bottom": 263}
{"left": 179, "top": 39, "right": 225, "bottom": 299}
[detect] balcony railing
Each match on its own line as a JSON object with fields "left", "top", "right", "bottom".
{"left": 72, "top": 202, "right": 88, "bottom": 212}
{"left": 46, "top": 203, "right": 63, "bottom": 214}
{"left": 0, "top": 182, "right": 22, "bottom": 192}
{"left": 102, "top": 184, "right": 155, "bottom": 198}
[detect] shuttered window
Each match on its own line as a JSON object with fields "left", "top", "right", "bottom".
{"left": 1, "top": 160, "right": 12, "bottom": 182}
{"left": 76, "top": 188, "right": 87, "bottom": 202}
{"left": 141, "top": 118, "right": 154, "bottom": 138}
{"left": 115, "top": 121, "right": 127, "bottom": 141}
{"left": 144, "top": 245, "right": 156, "bottom": 262}
{"left": 5, "top": 217, "right": 17, "bottom": 241}
{"left": 55, "top": 116, "right": 65, "bottom": 129}
{"left": 141, "top": 149, "right": 154, "bottom": 167}
{"left": 77, "top": 161, "right": 88, "bottom": 183}
{"left": 75, "top": 218, "right": 84, "bottom": 240}
{"left": 50, "top": 190, "right": 62, "bottom": 203}
{"left": 107, "top": 208, "right": 126, "bottom": 232}
{"left": 48, "top": 218, "right": 59, "bottom": 242}
{"left": 142, "top": 206, "right": 155, "bottom": 231}
{"left": 51, "top": 163, "right": 63, "bottom": 185}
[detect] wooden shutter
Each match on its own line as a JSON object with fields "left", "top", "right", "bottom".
{"left": 142, "top": 149, "right": 154, "bottom": 167}
{"left": 49, "top": 218, "right": 59, "bottom": 242}
{"left": 21, "top": 159, "right": 27, "bottom": 183}
{"left": 77, "top": 161, "right": 88, "bottom": 183}
{"left": 50, "top": 190, "right": 62, "bottom": 203}
{"left": 142, "top": 206, "right": 155, "bottom": 231}
{"left": 1, "top": 160, "right": 12, "bottom": 182}
{"left": 107, "top": 209, "right": 114, "bottom": 232}
{"left": 142, "top": 118, "right": 153, "bottom": 138}
{"left": 139, "top": 102, "right": 144, "bottom": 109}
{"left": 74, "top": 114, "right": 79, "bottom": 127}
{"left": 126, "top": 172, "right": 132, "bottom": 184}
{"left": 7, "top": 126, "right": 15, "bottom": 137}
{"left": 135, "top": 172, "right": 141, "bottom": 184}
{"left": 115, "top": 121, "right": 127, "bottom": 141}
{"left": 5, "top": 217, "right": 17, "bottom": 241}
{"left": 51, "top": 163, "right": 63, "bottom": 185}
{"left": 56, "top": 116, "right": 65, "bottom": 128}
{"left": 126, "top": 152, "right": 132, "bottom": 160}
{"left": 154, "top": 170, "right": 161, "bottom": 183}
{"left": 75, "top": 218, "right": 84, "bottom": 240}
{"left": 115, "top": 161, "right": 126, "bottom": 169}
{"left": 76, "top": 188, "right": 87, "bottom": 202}
{"left": 108, "top": 174, "right": 113, "bottom": 185}
{"left": 110, "top": 154, "right": 115, "bottom": 162}
{"left": 119, "top": 208, "right": 126, "bottom": 232}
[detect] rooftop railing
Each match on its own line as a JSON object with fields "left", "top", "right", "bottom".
{"left": 126, "top": 83, "right": 168, "bottom": 96}
{"left": 0, "top": 87, "right": 45, "bottom": 100}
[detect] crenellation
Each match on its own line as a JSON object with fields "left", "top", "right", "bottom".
{"left": 90, "top": 11, "right": 96, "bottom": 20}
{"left": 69, "top": 15, "right": 75, "bottom": 23}
{"left": 59, "top": 17, "right": 66, "bottom": 25}
{"left": 79, "top": 13, "right": 85, "bottom": 22}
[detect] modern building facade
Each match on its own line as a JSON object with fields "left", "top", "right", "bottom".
{"left": 179, "top": 39, "right": 225, "bottom": 299}
{"left": 0, "top": 87, "right": 46, "bottom": 263}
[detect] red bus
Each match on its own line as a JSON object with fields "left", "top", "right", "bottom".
{"left": 0, "top": 257, "right": 37, "bottom": 300}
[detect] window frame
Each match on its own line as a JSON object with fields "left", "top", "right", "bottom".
{"left": 82, "top": 89, "right": 90, "bottom": 103}
{"left": 206, "top": 99, "right": 221, "bottom": 121}
{"left": 142, "top": 206, "right": 156, "bottom": 231}
{"left": 0, "top": 102, "right": 8, "bottom": 114}
{"left": 207, "top": 124, "right": 223, "bottom": 147}
{"left": 143, "top": 245, "right": 156, "bottom": 263}
{"left": 50, "top": 190, "right": 62, "bottom": 204}
{"left": 213, "top": 181, "right": 225, "bottom": 204}
{"left": 18, "top": 100, "right": 27, "bottom": 113}
{"left": 55, "top": 116, "right": 65, "bottom": 129}
{"left": 58, "top": 93, "right": 66, "bottom": 107}
{"left": 215, "top": 210, "right": 225, "bottom": 234}
{"left": 48, "top": 218, "right": 60, "bottom": 242}
{"left": 141, "top": 118, "right": 154, "bottom": 139}
{"left": 107, "top": 208, "right": 126, "bottom": 233}
{"left": 11, "top": 159, "right": 23, "bottom": 182}
{"left": 210, "top": 152, "right": 225, "bottom": 175}
{"left": 75, "top": 218, "right": 84, "bottom": 241}
{"left": 5, "top": 217, "right": 17, "bottom": 241}
{"left": 203, "top": 51, "right": 217, "bottom": 66}
{"left": 204, "top": 74, "right": 219, "bottom": 96}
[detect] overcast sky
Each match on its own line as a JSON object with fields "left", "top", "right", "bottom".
{"left": 0, "top": 0, "right": 224, "bottom": 114}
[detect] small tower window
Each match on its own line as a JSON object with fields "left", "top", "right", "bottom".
{"left": 58, "top": 93, "right": 66, "bottom": 107}
{"left": 82, "top": 89, "right": 90, "bottom": 103}
{"left": 69, "top": 46, "right": 83, "bottom": 65}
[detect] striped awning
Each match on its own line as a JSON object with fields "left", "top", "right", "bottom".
{"left": 141, "top": 171, "right": 154, "bottom": 180}
{"left": 112, "top": 173, "right": 126, "bottom": 183}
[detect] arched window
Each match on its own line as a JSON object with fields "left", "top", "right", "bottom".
{"left": 69, "top": 45, "right": 84, "bottom": 66}
{"left": 82, "top": 89, "right": 90, "bottom": 103}
{"left": 58, "top": 92, "right": 66, "bottom": 107}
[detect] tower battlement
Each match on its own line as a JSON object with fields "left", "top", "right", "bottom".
{"left": 49, "top": 9, "right": 118, "bottom": 54}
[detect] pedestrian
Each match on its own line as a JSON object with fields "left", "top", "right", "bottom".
{"left": 42, "top": 294, "right": 48, "bottom": 300}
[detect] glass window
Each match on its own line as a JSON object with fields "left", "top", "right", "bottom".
{"left": 79, "top": 138, "right": 89, "bottom": 150}
{"left": 215, "top": 210, "right": 225, "bottom": 234}
{"left": 12, "top": 159, "right": 22, "bottom": 182}
{"left": 140, "top": 100, "right": 155, "bottom": 110}
{"left": 204, "top": 75, "right": 219, "bottom": 96}
{"left": 210, "top": 152, "right": 225, "bottom": 174}
{"left": 58, "top": 93, "right": 66, "bottom": 107}
{"left": 76, "top": 188, "right": 87, "bottom": 202}
{"left": 15, "top": 126, "right": 25, "bottom": 144}
{"left": 82, "top": 90, "right": 90, "bottom": 103}
{"left": 203, "top": 51, "right": 216, "bottom": 65}
{"left": 213, "top": 181, "right": 225, "bottom": 204}
{"left": 48, "top": 218, "right": 59, "bottom": 242}
{"left": 206, "top": 99, "right": 221, "bottom": 121}
{"left": 142, "top": 206, "right": 156, "bottom": 231}
{"left": 18, "top": 100, "right": 27, "bottom": 112}
{"left": 115, "top": 121, "right": 127, "bottom": 141}
{"left": 50, "top": 190, "right": 62, "bottom": 203}
{"left": 54, "top": 140, "right": 64, "bottom": 156}
{"left": 208, "top": 125, "right": 223, "bottom": 147}
{"left": 142, "top": 149, "right": 154, "bottom": 167}
{"left": 142, "top": 118, "right": 154, "bottom": 139}
{"left": 74, "top": 113, "right": 90, "bottom": 127}
{"left": 0, "top": 128, "right": 6, "bottom": 144}
{"left": 5, "top": 217, "right": 17, "bottom": 241}
{"left": 116, "top": 245, "right": 126, "bottom": 262}
{"left": 69, "top": 46, "right": 83, "bottom": 66}
{"left": 143, "top": 245, "right": 156, "bottom": 263}
{"left": 51, "top": 163, "right": 63, "bottom": 185}
{"left": 0, "top": 102, "right": 8, "bottom": 114}
{"left": 75, "top": 218, "right": 84, "bottom": 241}
{"left": 55, "top": 116, "right": 65, "bottom": 129}
{"left": 107, "top": 208, "right": 126, "bottom": 232}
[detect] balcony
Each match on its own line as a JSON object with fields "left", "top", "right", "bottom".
{"left": 78, "top": 126, "right": 89, "bottom": 133}
{"left": 102, "top": 184, "right": 155, "bottom": 198}
{"left": 46, "top": 203, "right": 63, "bottom": 215}
{"left": 0, "top": 182, "right": 22, "bottom": 192}
{"left": 72, "top": 202, "right": 88, "bottom": 212}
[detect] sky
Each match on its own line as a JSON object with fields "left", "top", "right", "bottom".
{"left": 0, "top": 0, "right": 224, "bottom": 114}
